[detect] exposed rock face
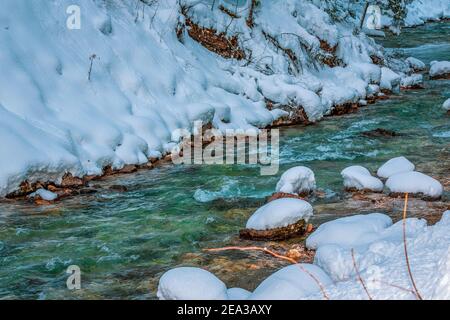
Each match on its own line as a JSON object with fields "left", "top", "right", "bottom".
{"left": 361, "top": 128, "right": 398, "bottom": 138}
{"left": 329, "top": 103, "right": 359, "bottom": 116}
{"left": 61, "top": 173, "right": 85, "bottom": 187}
{"left": 267, "top": 192, "right": 305, "bottom": 203}
{"left": 240, "top": 219, "right": 307, "bottom": 241}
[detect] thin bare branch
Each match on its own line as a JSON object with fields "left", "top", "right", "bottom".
{"left": 204, "top": 245, "right": 330, "bottom": 300}
{"left": 351, "top": 248, "right": 372, "bottom": 300}
{"left": 402, "top": 192, "right": 423, "bottom": 300}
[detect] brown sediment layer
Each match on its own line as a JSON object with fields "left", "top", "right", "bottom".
{"left": 266, "top": 192, "right": 306, "bottom": 203}
{"left": 430, "top": 73, "right": 450, "bottom": 80}
{"left": 239, "top": 219, "right": 307, "bottom": 241}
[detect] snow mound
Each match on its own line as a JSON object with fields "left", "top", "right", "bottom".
{"left": 380, "top": 67, "right": 401, "bottom": 92}
{"left": 430, "top": 61, "right": 450, "bottom": 78}
{"left": 309, "top": 211, "right": 450, "bottom": 299}
{"left": 227, "top": 288, "right": 251, "bottom": 300}
{"left": 443, "top": 98, "right": 450, "bottom": 111}
{"left": 406, "top": 57, "right": 426, "bottom": 71}
{"left": 157, "top": 267, "right": 228, "bottom": 300}
{"left": 275, "top": 166, "right": 316, "bottom": 195}
{"left": 306, "top": 213, "right": 393, "bottom": 250}
{"left": 246, "top": 198, "right": 313, "bottom": 230}
{"left": 341, "top": 165, "right": 384, "bottom": 192}
{"left": 249, "top": 264, "right": 333, "bottom": 300}
{"left": 377, "top": 156, "right": 415, "bottom": 179}
{"left": 400, "top": 74, "right": 423, "bottom": 88}
{"left": 29, "top": 189, "right": 58, "bottom": 201}
{"left": 386, "top": 171, "right": 443, "bottom": 198}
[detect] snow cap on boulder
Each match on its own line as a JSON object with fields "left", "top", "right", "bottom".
{"left": 386, "top": 171, "right": 443, "bottom": 198}
{"left": 443, "top": 98, "right": 450, "bottom": 111}
{"left": 341, "top": 165, "right": 384, "bottom": 192}
{"left": 157, "top": 267, "right": 228, "bottom": 300}
{"left": 377, "top": 156, "right": 415, "bottom": 178}
{"left": 406, "top": 57, "right": 426, "bottom": 71}
{"left": 29, "top": 189, "right": 58, "bottom": 201}
{"left": 380, "top": 67, "right": 401, "bottom": 92}
{"left": 246, "top": 198, "right": 313, "bottom": 230}
{"left": 249, "top": 264, "right": 332, "bottom": 300}
{"left": 306, "top": 213, "right": 393, "bottom": 250}
{"left": 275, "top": 166, "right": 316, "bottom": 195}
{"left": 430, "top": 61, "right": 450, "bottom": 78}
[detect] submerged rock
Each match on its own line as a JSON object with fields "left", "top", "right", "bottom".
{"left": 361, "top": 128, "right": 398, "bottom": 138}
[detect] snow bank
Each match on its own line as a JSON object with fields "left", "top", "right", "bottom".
{"left": 29, "top": 189, "right": 58, "bottom": 201}
{"left": 157, "top": 267, "right": 228, "bottom": 300}
{"left": 309, "top": 211, "right": 450, "bottom": 299}
{"left": 246, "top": 198, "right": 313, "bottom": 230}
{"left": 404, "top": 0, "right": 450, "bottom": 26}
{"left": 306, "top": 213, "right": 393, "bottom": 250}
{"left": 386, "top": 171, "right": 443, "bottom": 198}
{"left": 227, "top": 288, "right": 251, "bottom": 300}
{"left": 380, "top": 67, "right": 401, "bottom": 92}
{"left": 430, "top": 61, "right": 450, "bottom": 78}
{"left": 377, "top": 156, "right": 415, "bottom": 179}
{"left": 443, "top": 99, "right": 450, "bottom": 111}
{"left": 275, "top": 166, "right": 316, "bottom": 195}
{"left": 341, "top": 165, "right": 384, "bottom": 192}
{"left": 249, "top": 264, "right": 333, "bottom": 300}
{"left": 0, "top": 0, "right": 413, "bottom": 196}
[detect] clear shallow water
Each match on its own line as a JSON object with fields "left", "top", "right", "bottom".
{"left": 0, "top": 23, "right": 449, "bottom": 300}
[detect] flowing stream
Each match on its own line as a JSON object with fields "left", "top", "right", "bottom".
{"left": 0, "top": 22, "right": 449, "bottom": 299}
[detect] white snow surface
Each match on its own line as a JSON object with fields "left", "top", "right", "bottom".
{"left": 405, "top": 57, "right": 426, "bottom": 71}
{"left": 275, "top": 166, "right": 316, "bottom": 195}
{"left": 430, "top": 61, "right": 450, "bottom": 78}
{"left": 246, "top": 198, "right": 313, "bottom": 230}
{"left": 443, "top": 99, "right": 450, "bottom": 111}
{"left": 306, "top": 213, "right": 393, "bottom": 250}
{"left": 377, "top": 156, "right": 415, "bottom": 179}
{"left": 380, "top": 67, "right": 401, "bottom": 92}
{"left": 227, "top": 288, "right": 251, "bottom": 300}
{"left": 249, "top": 263, "right": 333, "bottom": 300}
{"left": 400, "top": 74, "right": 423, "bottom": 88}
{"left": 157, "top": 267, "right": 228, "bottom": 300}
{"left": 29, "top": 189, "right": 58, "bottom": 201}
{"left": 341, "top": 165, "right": 384, "bottom": 192}
{"left": 309, "top": 211, "right": 450, "bottom": 300}
{"left": 0, "top": 0, "right": 402, "bottom": 196}
{"left": 386, "top": 171, "right": 443, "bottom": 198}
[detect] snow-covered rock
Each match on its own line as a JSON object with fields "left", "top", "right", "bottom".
{"left": 29, "top": 189, "right": 58, "bottom": 201}
{"left": 306, "top": 213, "right": 393, "bottom": 250}
{"left": 377, "top": 156, "right": 415, "bottom": 179}
{"left": 406, "top": 57, "right": 426, "bottom": 71}
{"left": 386, "top": 171, "right": 443, "bottom": 198}
{"left": 430, "top": 61, "right": 450, "bottom": 78}
{"left": 246, "top": 198, "right": 313, "bottom": 230}
{"left": 157, "top": 267, "right": 228, "bottom": 300}
{"left": 443, "top": 98, "right": 450, "bottom": 111}
{"left": 380, "top": 67, "right": 401, "bottom": 92}
{"left": 275, "top": 166, "right": 316, "bottom": 195}
{"left": 249, "top": 264, "right": 333, "bottom": 300}
{"left": 400, "top": 74, "right": 423, "bottom": 88}
{"left": 341, "top": 165, "right": 384, "bottom": 192}
{"left": 227, "top": 288, "right": 251, "bottom": 300}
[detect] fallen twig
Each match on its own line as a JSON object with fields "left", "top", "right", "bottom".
{"left": 402, "top": 193, "right": 423, "bottom": 300}
{"left": 351, "top": 248, "right": 372, "bottom": 300}
{"left": 204, "top": 245, "right": 329, "bottom": 300}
